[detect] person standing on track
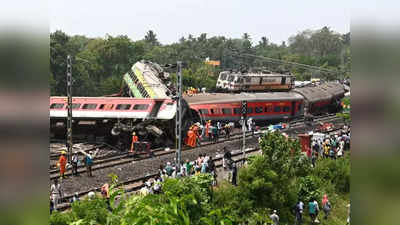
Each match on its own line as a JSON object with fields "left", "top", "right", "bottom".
{"left": 80, "top": 150, "right": 96, "bottom": 177}
{"left": 130, "top": 132, "right": 139, "bottom": 153}
{"left": 58, "top": 151, "right": 67, "bottom": 179}
{"left": 205, "top": 120, "right": 211, "bottom": 140}
{"left": 50, "top": 179, "right": 62, "bottom": 211}
{"left": 71, "top": 152, "right": 79, "bottom": 176}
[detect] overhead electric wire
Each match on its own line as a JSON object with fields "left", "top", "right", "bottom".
{"left": 227, "top": 48, "right": 348, "bottom": 75}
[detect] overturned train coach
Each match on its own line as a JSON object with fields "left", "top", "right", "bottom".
{"left": 186, "top": 82, "right": 345, "bottom": 124}
{"left": 49, "top": 97, "right": 200, "bottom": 149}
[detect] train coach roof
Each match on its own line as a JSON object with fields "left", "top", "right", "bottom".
{"left": 291, "top": 85, "right": 331, "bottom": 103}
{"left": 318, "top": 82, "right": 345, "bottom": 99}
{"left": 184, "top": 92, "right": 303, "bottom": 104}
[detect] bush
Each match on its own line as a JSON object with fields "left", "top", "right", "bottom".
{"left": 314, "top": 156, "right": 350, "bottom": 193}
{"left": 50, "top": 211, "right": 74, "bottom": 225}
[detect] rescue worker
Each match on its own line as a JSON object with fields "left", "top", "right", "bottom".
{"left": 187, "top": 126, "right": 196, "bottom": 147}
{"left": 130, "top": 132, "right": 139, "bottom": 153}
{"left": 58, "top": 151, "right": 67, "bottom": 179}
{"left": 193, "top": 122, "right": 200, "bottom": 146}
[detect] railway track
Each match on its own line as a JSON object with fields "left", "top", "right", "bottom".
{"left": 55, "top": 146, "right": 261, "bottom": 211}
{"left": 54, "top": 120, "right": 350, "bottom": 211}
{"left": 49, "top": 131, "right": 259, "bottom": 180}
{"left": 50, "top": 113, "right": 346, "bottom": 180}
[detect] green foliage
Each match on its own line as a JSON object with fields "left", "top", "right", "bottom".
{"left": 70, "top": 197, "right": 110, "bottom": 225}
{"left": 50, "top": 28, "right": 350, "bottom": 96}
{"left": 297, "top": 175, "right": 323, "bottom": 202}
{"left": 314, "top": 156, "right": 351, "bottom": 193}
{"left": 49, "top": 211, "right": 74, "bottom": 225}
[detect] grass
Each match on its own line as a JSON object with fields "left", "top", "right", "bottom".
{"left": 301, "top": 193, "right": 349, "bottom": 225}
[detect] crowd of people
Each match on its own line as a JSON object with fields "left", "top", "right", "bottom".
{"left": 185, "top": 120, "right": 234, "bottom": 147}
{"left": 138, "top": 153, "right": 218, "bottom": 196}
{"left": 308, "top": 127, "right": 351, "bottom": 167}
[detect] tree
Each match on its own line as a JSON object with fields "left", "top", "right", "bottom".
{"left": 144, "top": 30, "right": 159, "bottom": 46}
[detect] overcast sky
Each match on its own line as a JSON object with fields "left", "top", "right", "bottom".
{"left": 50, "top": 0, "right": 353, "bottom": 45}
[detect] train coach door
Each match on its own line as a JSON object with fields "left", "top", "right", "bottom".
{"left": 291, "top": 101, "right": 296, "bottom": 116}
{"left": 281, "top": 77, "right": 286, "bottom": 85}
{"left": 149, "top": 101, "right": 163, "bottom": 118}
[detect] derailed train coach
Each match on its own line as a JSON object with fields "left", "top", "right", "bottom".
{"left": 185, "top": 92, "right": 304, "bottom": 124}
{"left": 186, "top": 82, "right": 345, "bottom": 124}
{"left": 291, "top": 82, "right": 345, "bottom": 115}
{"left": 49, "top": 96, "right": 200, "bottom": 149}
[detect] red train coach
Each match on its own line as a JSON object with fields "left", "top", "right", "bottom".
{"left": 50, "top": 97, "right": 176, "bottom": 120}
{"left": 185, "top": 92, "right": 304, "bottom": 123}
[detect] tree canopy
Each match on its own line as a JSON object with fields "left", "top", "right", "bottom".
{"left": 50, "top": 27, "right": 350, "bottom": 96}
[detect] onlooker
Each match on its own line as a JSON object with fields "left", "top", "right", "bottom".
{"left": 50, "top": 179, "right": 62, "bottom": 211}
{"left": 85, "top": 151, "right": 94, "bottom": 177}
{"left": 322, "top": 194, "right": 331, "bottom": 219}
{"left": 313, "top": 199, "right": 320, "bottom": 223}
{"left": 294, "top": 200, "right": 304, "bottom": 225}
{"left": 346, "top": 203, "right": 350, "bottom": 225}
{"left": 165, "top": 162, "right": 174, "bottom": 177}
{"left": 269, "top": 209, "right": 280, "bottom": 225}
{"left": 231, "top": 162, "right": 237, "bottom": 186}
{"left": 50, "top": 195, "right": 54, "bottom": 214}
{"left": 308, "top": 198, "right": 317, "bottom": 223}
{"left": 70, "top": 192, "right": 79, "bottom": 204}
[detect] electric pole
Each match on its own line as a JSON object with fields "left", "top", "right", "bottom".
{"left": 175, "top": 61, "right": 183, "bottom": 171}
{"left": 241, "top": 100, "right": 247, "bottom": 159}
{"left": 66, "top": 55, "right": 73, "bottom": 163}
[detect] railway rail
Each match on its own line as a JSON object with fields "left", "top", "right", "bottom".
{"left": 50, "top": 113, "right": 346, "bottom": 180}
{"left": 54, "top": 120, "right": 349, "bottom": 211}
{"left": 55, "top": 146, "right": 261, "bottom": 211}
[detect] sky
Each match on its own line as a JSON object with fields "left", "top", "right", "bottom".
{"left": 48, "top": 0, "right": 397, "bottom": 45}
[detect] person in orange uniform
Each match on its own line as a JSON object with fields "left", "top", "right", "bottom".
{"left": 130, "top": 132, "right": 139, "bottom": 153}
{"left": 187, "top": 127, "right": 196, "bottom": 147}
{"left": 192, "top": 123, "right": 200, "bottom": 146}
{"left": 58, "top": 151, "right": 67, "bottom": 179}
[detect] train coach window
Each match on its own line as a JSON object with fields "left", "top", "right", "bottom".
{"left": 133, "top": 104, "right": 149, "bottom": 110}
{"left": 298, "top": 103, "right": 302, "bottom": 111}
{"left": 228, "top": 75, "right": 235, "bottom": 82}
{"left": 247, "top": 107, "right": 253, "bottom": 114}
{"left": 283, "top": 106, "right": 290, "bottom": 112}
{"left": 50, "top": 103, "right": 64, "bottom": 109}
{"left": 274, "top": 106, "right": 281, "bottom": 112}
{"left": 222, "top": 108, "right": 232, "bottom": 115}
{"left": 99, "top": 104, "right": 114, "bottom": 110}
{"left": 199, "top": 109, "right": 208, "bottom": 114}
{"left": 116, "top": 104, "right": 132, "bottom": 110}
{"left": 210, "top": 108, "right": 220, "bottom": 114}
{"left": 82, "top": 104, "right": 97, "bottom": 109}
{"left": 72, "top": 103, "right": 81, "bottom": 109}
{"left": 245, "top": 77, "right": 251, "bottom": 83}
{"left": 265, "top": 106, "right": 272, "bottom": 112}
{"left": 220, "top": 73, "right": 227, "bottom": 80}
{"left": 255, "top": 107, "right": 263, "bottom": 113}
{"left": 233, "top": 108, "right": 240, "bottom": 114}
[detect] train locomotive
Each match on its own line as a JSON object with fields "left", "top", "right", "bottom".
{"left": 216, "top": 70, "right": 295, "bottom": 92}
